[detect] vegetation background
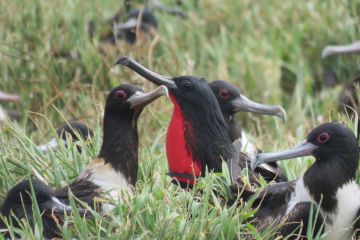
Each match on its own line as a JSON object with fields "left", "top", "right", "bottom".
{"left": 0, "top": 0, "right": 359, "bottom": 238}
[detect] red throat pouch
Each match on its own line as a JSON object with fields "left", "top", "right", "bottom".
{"left": 166, "top": 94, "right": 202, "bottom": 185}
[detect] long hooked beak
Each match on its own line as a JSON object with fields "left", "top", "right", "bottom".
{"left": 232, "top": 95, "right": 286, "bottom": 122}
{"left": 322, "top": 41, "right": 360, "bottom": 59}
{"left": 0, "top": 91, "right": 20, "bottom": 102}
{"left": 114, "top": 57, "right": 177, "bottom": 89}
{"left": 250, "top": 141, "right": 318, "bottom": 170}
{"left": 42, "top": 197, "right": 91, "bottom": 218}
{"left": 127, "top": 85, "right": 169, "bottom": 109}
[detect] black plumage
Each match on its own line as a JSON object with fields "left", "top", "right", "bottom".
{"left": 115, "top": 57, "right": 283, "bottom": 187}
{"left": 0, "top": 179, "right": 88, "bottom": 238}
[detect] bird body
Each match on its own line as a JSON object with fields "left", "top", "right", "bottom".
{"left": 251, "top": 122, "right": 360, "bottom": 239}
{"left": 115, "top": 57, "right": 283, "bottom": 187}
{"left": 54, "top": 85, "right": 167, "bottom": 212}
{"left": 0, "top": 179, "right": 88, "bottom": 238}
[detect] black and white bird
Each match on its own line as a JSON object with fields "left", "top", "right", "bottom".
{"left": 37, "top": 121, "right": 93, "bottom": 154}
{"left": 250, "top": 122, "right": 360, "bottom": 239}
{"left": 53, "top": 84, "right": 167, "bottom": 212}
{"left": 115, "top": 57, "right": 283, "bottom": 188}
{"left": 0, "top": 179, "right": 88, "bottom": 239}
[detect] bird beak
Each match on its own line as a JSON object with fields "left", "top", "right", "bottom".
{"left": 127, "top": 85, "right": 169, "bottom": 109}
{"left": 37, "top": 138, "right": 63, "bottom": 154}
{"left": 231, "top": 95, "right": 286, "bottom": 122}
{"left": 114, "top": 57, "right": 177, "bottom": 89}
{"left": 0, "top": 91, "right": 20, "bottom": 102}
{"left": 113, "top": 18, "right": 139, "bottom": 31}
{"left": 322, "top": 41, "right": 360, "bottom": 59}
{"left": 250, "top": 140, "right": 317, "bottom": 170}
{"left": 42, "top": 197, "right": 90, "bottom": 218}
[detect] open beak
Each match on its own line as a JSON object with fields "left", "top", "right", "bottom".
{"left": 322, "top": 41, "right": 360, "bottom": 59}
{"left": 0, "top": 91, "right": 20, "bottom": 102}
{"left": 250, "top": 140, "right": 317, "bottom": 170}
{"left": 127, "top": 85, "right": 168, "bottom": 110}
{"left": 232, "top": 95, "right": 286, "bottom": 122}
{"left": 42, "top": 197, "right": 90, "bottom": 218}
{"left": 115, "top": 57, "right": 177, "bottom": 89}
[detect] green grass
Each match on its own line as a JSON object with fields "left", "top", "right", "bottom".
{"left": 0, "top": 0, "right": 359, "bottom": 239}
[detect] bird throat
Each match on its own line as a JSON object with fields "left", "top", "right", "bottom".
{"left": 166, "top": 95, "right": 202, "bottom": 185}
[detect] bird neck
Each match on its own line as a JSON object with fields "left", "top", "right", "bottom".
{"left": 98, "top": 112, "right": 138, "bottom": 186}
{"left": 165, "top": 94, "right": 234, "bottom": 185}
{"left": 303, "top": 154, "right": 357, "bottom": 213}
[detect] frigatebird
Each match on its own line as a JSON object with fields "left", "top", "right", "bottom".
{"left": 53, "top": 84, "right": 167, "bottom": 212}
{"left": 113, "top": 9, "right": 158, "bottom": 44}
{"left": 209, "top": 80, "right": 286, "bottom": 180}
{"left": 209, "top": 80, "right": 286, "bottom": 154}
{"left": 92, "top": 0, "right": 186, "bottom": 46}
{"left": 115, "top": 57, "right": 283, "bottom": 187}
{"left": 250, "top": 122, "right": 360, "bottom": 239}
{"left": 0, "top": 179, "right": 88, "bottom": 238}
{"left": 37, "top": 121, "right": 93, "bottom": 154}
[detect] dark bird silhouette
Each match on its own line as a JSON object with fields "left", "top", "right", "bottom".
{"left": 37, "top": 121, "right": 93, "bottom": 154}
{"left": 115, "top": 57, "right": 283, "bottom": 188}
{"left": 53, "top": 84, "right": 167, "bottom": 212}
{"left": 0, "top": 179, "right": 89, "bottom": 239}
{"left": 250, "top": 122, "right": 360, "bottom": 239}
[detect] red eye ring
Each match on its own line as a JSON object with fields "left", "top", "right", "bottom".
{"left": 316, "top": 132, "right": 330, "bottom": 144}
{"left": 219, "top": 89, "right": 229, "bottom": 99}
{"left": 116, "top": 90, "right": 127, "bottom": 100}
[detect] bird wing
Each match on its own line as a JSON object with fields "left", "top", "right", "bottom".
{"left": 54, "top": 173, "right": 102, "bottom": 209}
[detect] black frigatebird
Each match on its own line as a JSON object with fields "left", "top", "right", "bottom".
{"left": 250, "top": 122, "right": 360, "bottom": 239}
{"left": 112, "top": 9, "right": 158, "bottom": 45}
{"left": 210, "top": 80, "right": 286, "bottom": 180}
{"left": 53, "top": 84, "right": 167, "bottom": 212}
{"left": 115, "top": 57, "right": 283, "bottom": 187}
{"left": 37, "top": 121, "right": 93, "bottom": 154}
{"left": 209, "top": 80, "right": 286, "bottom": 155}
{"left": 0, "top": 179, "right": 88, "bottom": 239}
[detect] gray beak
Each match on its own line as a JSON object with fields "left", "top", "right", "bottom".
{"left": 114, "top": 57, "right": 177, "bottom": 89}
{"left": 251, "top": 141, "right": 317, "bottom": 170}
{"left": 42, "top": 197, "right": 90, "bottom": 218}
{"left": 232, "top": 95, "right": 286, "bottom": 122}
{"left": 0, "top": 91, "right": 20, "bottom": 102}
{"left": 127, "top": 85, "right": 169, "bottom": 109}
{"left": 322, "top": 41, "right": 360, "bottom": 59}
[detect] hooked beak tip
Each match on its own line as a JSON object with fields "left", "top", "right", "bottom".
{"left": 277, "top": 107, "right": 287, "bottom": 122}
{"left": 114, "top": 56, "right": 131, "bottom": 66}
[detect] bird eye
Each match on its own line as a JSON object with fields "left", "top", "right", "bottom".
{"left": 316, "top": 132, "right": 330, "bottom": 144}
{"left": 116, "top": 90, "right": 127, "bottom": 100}
{"left": 219, "top": 89, "right": 229, "bottom": 99}
{"left": 181, "top": 80, "right": 193, "bottom": 91}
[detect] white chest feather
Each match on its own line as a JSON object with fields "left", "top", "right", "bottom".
{"left": 239, "top": 132, "right": 258, "bottom": 157}
{"left": 286, "top": 178, "right": 313, "bottom": 215}
{"left": 79, "top": 159, "right": 133, "bottom": 212}
{"left": 286, "top": 179, "right": 360, "bottom": 240}
{"left": 323, "top": 181, "right": 360, "bottom": 240}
